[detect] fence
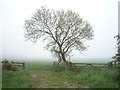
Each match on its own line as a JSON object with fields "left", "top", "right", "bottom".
{"left": 70, "top": 60, "right": 119, "bottom": 70}
{"left": 108, "top": 60, "right": 120, "bottom": 68}
{"left": 11, "top": 61, "right": 25, "bottom": 69}
{"left": 70, "top": 63, "right": 107, "bottom": 70}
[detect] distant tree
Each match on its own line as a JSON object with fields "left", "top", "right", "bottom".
{"left": 24, "top": 6, "right": 94, "bottom": 65}
{"left": 112, "top": 35, "right": 120, "bottom": 62}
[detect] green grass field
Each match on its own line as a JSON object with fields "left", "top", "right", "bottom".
{"left": 2, "top": 61, "right": 119, "bottom": 88}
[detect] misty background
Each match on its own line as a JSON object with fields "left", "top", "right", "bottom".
{"left": 0, "top": 0, "right": 119, "bottom": 63}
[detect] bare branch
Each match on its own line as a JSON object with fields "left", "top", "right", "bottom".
{"left": 24, "top": 6, "right": 94, "bottom": 62}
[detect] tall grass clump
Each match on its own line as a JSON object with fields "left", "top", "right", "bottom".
{"left": 2, "top": 69, "right": 33, "bottom": 88}
{"left": 73, "top": 67, "right": 118, "bottom": 88}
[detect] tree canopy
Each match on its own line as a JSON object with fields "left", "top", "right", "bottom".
{"left": 112, "top": 35, "right": 120, "bottom": 61}
{"left": 24, "top": 6, "right": 94, "bottom": 63}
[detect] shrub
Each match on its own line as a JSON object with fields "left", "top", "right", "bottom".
{"left": 2, "top": 59, "right": 9, "bottom": 63}
{"left": 2, "top": 59, "right": 17, "bottom": 71}
{"left": 11, "top": 67, "right": 17, "bottom": 71}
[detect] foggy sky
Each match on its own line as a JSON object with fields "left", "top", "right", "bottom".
{"left": 0, "top": 0, "right": 119, "bottom": 61}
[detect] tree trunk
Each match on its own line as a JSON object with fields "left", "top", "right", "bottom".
{"left": 61, "top": 52, "right": 66, "bottom": 62}
{"left": 57, "top": 53, "right": 62, "bottom": 65}
{"left": 59, "top": 46, "right": 71, "bottom": 70}
{"left": 60, "top": 52, "right": 71, "bottom": 70}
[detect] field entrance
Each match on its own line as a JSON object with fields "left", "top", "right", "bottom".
{"left": 28, "top": 62, "right": 90, "bottom": 88}
{"left": 2, "top": 61, "right": 118, "bottom": 88}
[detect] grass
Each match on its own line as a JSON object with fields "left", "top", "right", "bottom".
{"left": 2, "top": 61, "right": 119, "bottom": 88}
{"left": 73, "top": 67, "right": 118, "bottom": 88}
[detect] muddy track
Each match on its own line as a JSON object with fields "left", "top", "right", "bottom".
{"left": 31, "top": 72, "right": 90, "bottom": 88}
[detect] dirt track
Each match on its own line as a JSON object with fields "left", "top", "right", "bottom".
{"left": 31, "top": 72, "right": 90, "bottom": 88}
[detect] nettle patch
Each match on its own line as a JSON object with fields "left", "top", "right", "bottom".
{"left": 2, "top": 59, "right": 17, "bottom": 71}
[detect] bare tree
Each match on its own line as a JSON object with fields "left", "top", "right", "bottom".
{"left": 24, "top": 6, "right": 94, "bottom": 64}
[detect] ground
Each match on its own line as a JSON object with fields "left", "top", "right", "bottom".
{"left": 2, "top": 61, "right": 118, "bottom": 88}
{"left": 30, "top": 71, "right": 89, "bottom": 88}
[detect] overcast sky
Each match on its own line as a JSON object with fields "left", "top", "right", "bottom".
{"left": 0, "top": 0, "right": 119, "bottom": 62}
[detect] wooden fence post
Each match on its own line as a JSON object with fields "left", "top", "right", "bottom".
{"left": 23, "top": 63, "right": 25, "bottom": 69}
{"left": 108, "top": 62, "right": 113, "bottom": 68}
{"left": 64, "top": 61, "right": 71, "bottom": 70}
{"left": 114, "top": 61, "right": 116, "bottom": 68}
{"left": 53, "top": 61, "right": 55, "bottom": 66}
